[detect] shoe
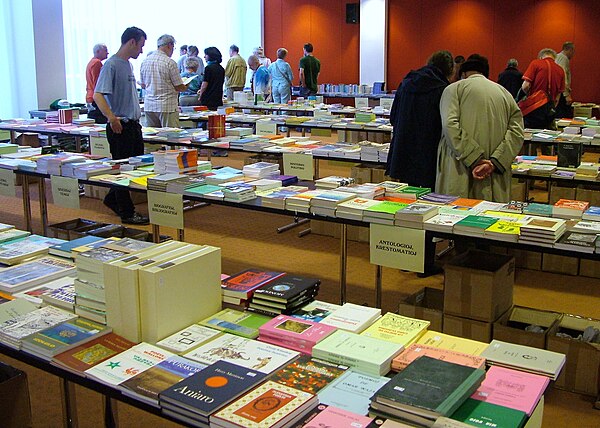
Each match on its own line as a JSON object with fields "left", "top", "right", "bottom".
{"left": 103, "top": 200, "right": 120, "bottom": 216}
{"left": 417, "top": 265, "right": 444, "bottom": 278}
{"left": 121, "top": 212, "right": 150, "bottom": 225}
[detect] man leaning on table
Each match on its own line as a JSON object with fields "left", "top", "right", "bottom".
{"left": 93, "top": 26, "right": 150, "bottom": 225}
{"left": 140, "top": 34, "right": 188, "bottom": 128}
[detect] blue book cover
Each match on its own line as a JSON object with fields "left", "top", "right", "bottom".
{"left": 48, "top": 235, "right": 104, "bottom": 255}
{"left": 318, "top": 370, "right": 390, "bottom": 415}
{"left": 159, "top": 360, "right": 267, "bottom": 416}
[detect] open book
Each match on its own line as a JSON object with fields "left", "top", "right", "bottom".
{"left": 181, "top": 75, "right": 198, "bottom": 86}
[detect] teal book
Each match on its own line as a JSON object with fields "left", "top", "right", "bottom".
{"left": 451, "top": 398, "right": 527, "bottom": 428}
{"left": 522, "top": 203, "right": 553, "bottom": 217}
{"left": 373, "top": 356, "right": 486, "bottom": 419}
{"left": 454, "top": 215, "right": 499, "bottom": 232}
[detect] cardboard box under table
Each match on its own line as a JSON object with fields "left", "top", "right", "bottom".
{"left": 443, "top": 313, "right": 494, "bottom": 343}
{"left": 398, "top": 287, "right": 443, "bottom": 332}
{"left": 541, "top": 253, "right": 579, "bottom": 276}
{"left": 444, "top": 250, "right": 514, "bottom": 322}
{"left": 546, "top": 313, "right": 600, "bottom": 396}
{"left": 493, "top": 305, "right": 562, "bottom": 349}
{"left": 0, "top": 363, "right": 32, "bottom": 428}
{"left": 48, "top": 218, "right": 106, "bottom": 240}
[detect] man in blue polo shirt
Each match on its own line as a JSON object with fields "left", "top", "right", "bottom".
{"left": 93, "top": 26, "right": 149, "bottom": 225}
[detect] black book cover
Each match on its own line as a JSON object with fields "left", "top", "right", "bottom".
{"left": 253, "top": 274, "right": 321, "bottom": 303}
{"left": 557, "top": 142, "right": 582, "bottom": 168}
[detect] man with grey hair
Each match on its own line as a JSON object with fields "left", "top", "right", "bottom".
{"left": 140, "top": 34, "right": 188, "bottom": 127}
{"left": 555, "top": 41, "right": 575, "bottom": 117}
{"left": 224, "top": 44, "right": 247, "bottom": 100}
{"left": 497, "top": 58, "right": 522, "bottom": 98}
{"left": 520, "top": 48, "right": 565, "bottom": 133}
{"left": 86, "top": 43, "right": 108, "bottom": 123}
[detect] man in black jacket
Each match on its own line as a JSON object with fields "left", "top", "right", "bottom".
{"left": 498, "top": 58, "right": 523, "bottom": 99}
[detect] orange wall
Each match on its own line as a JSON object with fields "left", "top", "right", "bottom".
{"left": 387, "top": 0, "right": 600, "bottom": 102}
{"left": 263, "top": 0, "right": 360, "bottom": 86}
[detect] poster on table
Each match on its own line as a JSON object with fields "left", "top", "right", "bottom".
{"left": 370, "top": 224, "right": 425, "bottom": 273}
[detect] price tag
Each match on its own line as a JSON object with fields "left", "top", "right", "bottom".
{"left": 90, "top": 136, "right": 111, "bottom": 158}
{"left": 370, "top": 224, "right": 425, "bottom": 273}
{"left": 283, "top": 153, "right": 314, "bottom": 180}
{"left": 148, "top": 190, "right": 184, "bottom": 229}
{"left": 51, "top": 176, "right": 80, "bottom": 209}
{"left": 0, "top": 169, "right": 16, "bottom": 197}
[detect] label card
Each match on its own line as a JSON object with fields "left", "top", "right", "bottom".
{"left": 380, "top": 98, "right": 393, "bottom": 109}
{"left": 90, "top": 136, "right": 111, "bottom": 158}
{"left": 148, "top": 190, "right": 184, "bottom": 229}
{"left": 370, "top": 224, "right": 425, "bottom": 273}
{"left": 283, "top": 153, "right": 314, "bottom": 180}
{"left": 354, "top": 97, "right": 369, "bottom": 109}
{"left": 51, "top": 176, "right": 80, "bottom": 209}
{"left": 255, "top": 120, "right": 278, "bottom": 136}
{"left": 0, "top": 169, "right": 16, "bottom": 197}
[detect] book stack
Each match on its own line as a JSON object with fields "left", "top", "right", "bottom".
{"left": 574, "top": 162, "right": 599, "bottom": 180}
{"left": 120, "top": 355, "right": 208, "bottom": 407}
{"left": 391, "top": 343, "right": 486, "bottom": 372}
{"left": 200, "top": 308, "right": 271, "bottom": 339}
{"left": 337, "top": 183, "right": 385, "bottom": 199}
{"left": 259, "top": 185, "right": 309, "bottom": 209}
{"left": 335, "top": 197, "right": 383, "bottom": 221}
{"left": 321, "top": 302, "right": 381, "bottom": 333}
{"left": 394, "top": 203, "right": 439, "bottom": 229}
{"left": 147, "top": 174, "right": 183, "bottom": 192}
{"left": 369, "top": 356, "right": 486, "bottom": 426}
{"left": 153, "top": 149, "right": 198, "bottom": 174}
{"left": 361, "top": 313, "right": 430, "bottom": 347}
{"left": 554, "top": 231, "right": 598, "bottom": 253}
{"left": 309, "top": 190, "right": 356, "bottom": 217}
{"left": 582, "top": 206, "right": 600, "bottom": 221}
{"left": 0, "top": 256, "right": 76, "bottom": 294}
{"left": 523, "top": 202, "right": 553, "bottom": 217}
{"left": 0, "top": 228, "right": 31, "bottom": 244}
{"left": 259, "top": 315, "right": 337, "bottom": 354}
{"left": 221, "top": 183, "right": 256, "bottom": 202}
{"left": 364, "top": 200, "right": 412, "bottom": 225}
{"left": 221, "top": 269, "right": 285, "bottom": 310}
{"left": 165, "top": 173, "right": 206, "bottom": 194}
{"left": 418, "top": 192, "right": 459, "bottom": 205}
{"left": 453, "top": 215, "right": 499, "bottom": 237}
{"left": 312, "top": 330, "right": 404, "bottom": 376}
{"left": 249, "top": 274, "right": 320, "bottom": 317}
{"left": 0, "top": 306, "right": 77, "bottom": 350}
{"left": 159, "top": 360, "right": 267, "bottom": 424}
{"left": 519, "top": 217, "right": 567, "bottom": 247}
{"left": 21, "top": 317, "right": 111, "bottom": 360}
{"left": 285, "top": 189, "right": 329, "bottom": 213}
{"left": 243, "top": 161, "right": 280, "bottom": 179}
{"left": 396, "top": 186, "right": 431, "bottom": 200}
{"left": 210, "top": 380, "right": 317, "bottom": 428}
{"left": 480, "top": 340, "right": 566, "bottom": 380}
{"left": 13, "top": 275, "right": 76, "bottom": 306}
{"left": 73, "top": 164, "right": 117, "bottom": 179}
{"left": 0, "top": 234, "right": 65, "bottom": 265}
{"left": 249, "top": 178, "right": 282, "bottom": 192}
{"left": 529, "top": 164, "right": 556, "bottom": 176}
{"left": 483, "top": 221, "right": 521, "bottom": 242}
{"left": 290, "top": 300, "right": 342, "bottom": 323}
{"left": 314, "top": 176, "right": 355, "bottom": 190}
{"left": 570, "top": 219, "right": 600, "bottom": 234}
{"left": 40, "top": 280, "right": 76, "bottom": 312}
{"left": 552, "top": 199, "right": 590, "bottom": 219}
{"left": 48, "top": 235, "right": 112, "bottom": 259}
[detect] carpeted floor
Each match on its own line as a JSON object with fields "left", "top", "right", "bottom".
{"left": 0, "top": 151, "right": 599, "bottom": 427}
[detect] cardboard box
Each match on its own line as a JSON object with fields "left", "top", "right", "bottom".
{"left": 398, "top": 287, "right": 444, "bottom": 332}
{"left": 350, "top": 164, "right": 372, "bottom": 184}
{"left": 443, "top": 314, "right": 493, "bottom": 343}
{"left": 576, "top": 185, "right": 600, "bottom": 207}
{"left": 541, "top": 253, "right": 579, "bottom": 276}
{"left": 493, "top": 306, "right": 562, "bottom": 349}
{"left": 508, "top": 249, "right": 542, "bottom": 270}
{"left": 48, "top": 218, "right": 105, "bottom": 240}
{"left": 370, "top": 167, "right": 387, "bottom": 183}
{"left": 15, "top": 132, "right": 40, "bottom": 148}
{"left": 511, "top": 178, "right": 527, "bottom": 202}
{"left": 444, "top": 250, "right": 514, "bottom": 322}
{"left": 0, "top": 363, "right": 32, "bottom": 427}
{"left": 579, "top": 258, "right": 600, "bottom": 278}
{"left": 549, "top": 182, "right": 577, "bottom": 205}
{"left": 547, "top": 313, "right": 600, "bottom": 396}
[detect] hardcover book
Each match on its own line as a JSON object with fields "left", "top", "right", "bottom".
{"left": 270, "top": 355, "right": 348, "bottom": 395}
{"left": 360, "top": 313, "right": 429, "bottom": 346}
{"left": 450, "top": 398, "right": 527, "bottom": 428}
{"left": 210, "top": 380, "right": 317, "bottom": 428}
{"left": 155, "top": 323, "right": 222, "bottom": 354}
{"left": 200, "top": 309, "right": 272, "bottom": 339}
{"left": 374, "top": 356, "right": 486, "bottom": 419}
{"left": 221, "top": 269, "right": 286, "bottom": 299}
{"left": 470, "top": 366, "right": 548, "bottom": 416}
{"left": 252, "top": 274, "right": 320, "bottom": 303}
{"left": 183, "top": 333, "right": 299, "bottom": 374}
{"left": 291, "top": 300, "right": 341, "bottom": 322}
{"left": 319, "top": 370, "right": 390, "bottom": 415}
{"left": 159, "top": 360, "right": 267, "bottom": 419}
{"left": 392, "top": 343, "right": 486, "bottom": 372}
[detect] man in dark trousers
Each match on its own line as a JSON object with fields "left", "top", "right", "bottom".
{"left": 385, "top": 50, "right": 454, "bottom": 277}
{"left": 498, "top": 58, "right": 522, "bottom": 99}
{"left": 93, "top": 26, "right": 149, "bottom": 225}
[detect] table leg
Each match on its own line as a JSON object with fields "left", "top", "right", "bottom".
{"left": 38, "top": 177, "right": 48, "bottom": 236}
{"left": 22, "top": 175, "right": 33, "bottom": 232}
{"left": 60, "top": 379, "right": 79, "bottom": 428}
{"left": 152, "top": 224, "right": 161, "bottom": 243}
{"left": 339, "top": 223, "right": 348, "bottom": 305}
{"left": 375, "top": 265, "right": 383, "bottom": 309}
{"left": 314, "top": 159, "right": 320, "bottom": 179}
{"left": 103, "top": 396, "right": 118, "bottom": 428}
{"left": 75, "top": 136, "right": 82, "bottom": 153}
{"left": 178, "top": 228, "right": 185, "bottom": 242}
{"left": 10, "top": 130, "right": 16, "bottom": 144}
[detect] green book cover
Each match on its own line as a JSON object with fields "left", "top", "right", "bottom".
{"left": 200, "top": 309, "right": 271, "bottom": 339}
{"left": 184, "top": 184, "right": 222, "bottom": 195}
{"left": 455, "top": 215, "right": 498, "bottom": 230}
{"left": 523, "top": 203, "right": 553, "bottom": 217}
{"left": 451, "top": 398, "right": 527, "bottom": 428}
{"left": 399, "top": 186, "right": 431, "bottom": 196}
{"left": 366, "top": 201, "right": 409, "bottom": 215}
{"left": 374, "top": 356, "right": 486, "bottom": 418}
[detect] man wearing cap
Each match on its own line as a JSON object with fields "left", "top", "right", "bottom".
{"left": 436, "top": 54, "right": 524, "bottom": 203}
{"left": 140, "top": 34, "right": 188, "bottom": 128}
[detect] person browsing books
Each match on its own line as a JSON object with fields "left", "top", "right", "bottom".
{"left": 197, "top": 46, "right": 225, "bottom": 110}
{"left": 93, "top": 26, "right": 149, "bottom": 225}
{"left": 299, "top": 43, "right": 320, "bottom": 96}
{"left": 224, "top": 44, "right": 247, "bottom": 101}
{"left": 268, "top": 48, "right": 294, "bottom": 104}
{"left": 179, "top": 57, "right": 202, "bottom": 106}
{"left": 85, "top": 43, "right": 109, "bottom": 124}
{"left": 248, "top": 55, "right": 271, "bottom": 101}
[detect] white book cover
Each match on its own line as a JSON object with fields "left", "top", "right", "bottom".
{"left": 183, "top": 333, "right": 299, "bottom": 374}
{"left": 0, "top": 298, "right": 38, "bottom": 324}
{"left": 155, "top": 324, "right": 222, "bottom": 354}
{"left": 85, "top": 342, "right": 173, "bottom": 386}
{"left": 12, "top": 276, "right": 76, "bottom": 306}
{"left": 320, "top": 303, "right": 381, "bottom": 333}
{"left": 336, "top": 197, "right": 381, "bottom": 212}
{"left": 423, "top": 213, "right": 467, "bottom": 232}
{"left": 0, "top": 306, "right": 77, "bottom": 342}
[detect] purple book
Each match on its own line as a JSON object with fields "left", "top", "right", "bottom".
{"left": 419, "top": 192, "right": 459, "bottom": 204}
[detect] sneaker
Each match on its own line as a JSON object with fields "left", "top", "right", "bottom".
{"left": 121, "top": 212, "right": 150, "bottom": 225}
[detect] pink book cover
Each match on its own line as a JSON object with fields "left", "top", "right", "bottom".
{"left": 258, "top": 334, "right": 312, "bottom": 355}
{"left": 391, "top": 343, "right": 486, "bottom": 371}
{"left": 258, "top": 315, "right": 337, "bottom": 346}
{"left": 306, "top": 405, "right": 374, "bottom": 427}
{"left": 470, "top": 365, "right": 549, "bottom": 415}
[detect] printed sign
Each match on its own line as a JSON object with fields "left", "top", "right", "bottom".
{"left": 255, "top": 120, "right": 278, "bottom": 136}
{"left": 354, "top": 97, "right": 369, "bottom": 109}
{"left": 283, "top": 153, "right": 314, "bottom": 180}
{"left": 0, "top": 169, "right": 16, "bottom": 197}
{"left": 147, "top": 190, "right": 184, "bottom": 229}
{"left": 380, "top": 98, "right": 393, "bottom": 109}
{"left": 370, "top": 224, "right": 425, "bottom": 273}
{"left": 90, "top": 136, "right": 111, "bottom": 158}
{"left": 51, "top": 176, "right": 80, "bottom": 209}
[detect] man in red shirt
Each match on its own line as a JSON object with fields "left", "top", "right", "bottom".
{"left": 86, "top": 43, "right": 109, "bottom": 123}
{"left": 520, "top": 48, "right": 565, "bottom": 131}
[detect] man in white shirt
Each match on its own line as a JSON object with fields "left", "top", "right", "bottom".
{"left": 555, "top": 41, "right": 575, "bottom": 118}
{"left": 140, "top": 34, "right": 188, "bottom": 128}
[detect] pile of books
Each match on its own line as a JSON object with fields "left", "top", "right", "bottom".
{"left": 335, "top": 197, "right": 382, "bottom": 221}
{"left": 220, "top": 269, "right": 285, "bottom": 310}
{"left": 519, "top": 217, "right": 567, "bottom": 247}
{"left": 221, "top": 182, "right": 256, "bottom": 202}
{"left": 147, "top": 174, "right": 183, "bottom": 192}
{"left": 249, "top": 274, "right": 320, "bottom": 317}
{"left": 153, "top": 149, "right": 199, "bottom": 174}
{"left": 314, "top": 175, "right": 355, "bottom": 189}
{"left": 552, "top": 199, "right": 590, "bottom": 219}
{"left": 338, "top": 183, "right": 385, "bottom": 199}
{"left": 363, "top": 200, "right": 411, "bottom": 225}
{"left": 0, "top": 255, "right": 76, "bottom": 294}
{"left": 259, "top": 314, "right": 336, "bottom": 354}
{"left": 243, "top": 161, "right": 280, "bottom": 178}
{"left": 165, "top": 173, "right": 206, "bottom": 194}
{"left": 309, "top": 189, "right": 356, "bottom": 217}
{"left": 395, "top": 203, "right": 440, "bottom": 229}
{"left": 259, "top": 185, "right": 309, "bottom": 209}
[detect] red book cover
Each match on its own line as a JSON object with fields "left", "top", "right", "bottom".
{"left": 221, "top": 269, "right": 285, "bottom": 299}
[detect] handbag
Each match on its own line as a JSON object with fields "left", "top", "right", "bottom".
{"left": 518, "top": 60, "right": 556, "bottom": 118}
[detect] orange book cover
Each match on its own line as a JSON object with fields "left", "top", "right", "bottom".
{"left": 392, "top": 343, "right": 486, "bottom": 372}
{"left": 375, "top": 196, "right": 415, "bottom": 204}
{"left": 452, "top": 198, "right": 483, "bottom": 208}
{"left": 554, "top": 199, "right": 590, "bottom": 210}
{"left": 537, "top": 155, "right": 558, "bottom": 162}
{"left": 221, "top": 269, "right": 285, "bottom": 295}
{"left": 233, "top": 386, "right": 296, "bottom": 423}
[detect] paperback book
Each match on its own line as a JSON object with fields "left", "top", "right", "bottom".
{"left": 221, "top": 269, "right": 286, "bottom": 299}
{"left": 360, "top": 313, "right": 429, "bottom": 347}
{"left": 155, "top": 323, "right": 223, "bottom": 354}
{"left": 270, "top": 355, "right": 348, "bottom": 395}
{"left": 200, "top": 309, "right": 272, "bottom": 339}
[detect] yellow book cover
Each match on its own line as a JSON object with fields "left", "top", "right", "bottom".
{"left": 416, "top": 331, "right": 488, "bottom": 356}
{"left": 482, "top": 210, "right": 525, "bottom": 221}
{"left": 485, "top": 220, "right": 521, "bottom": 235}
{"left": 360, "top": 312, "right": 430, "bottom": 346}
{"left": 138, "top": 245, "right": 221, "bottom": 343}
